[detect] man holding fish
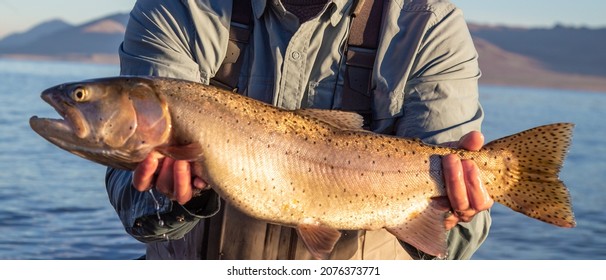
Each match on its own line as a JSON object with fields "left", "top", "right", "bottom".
{"left": 106, "top": 0, "right": 493, "bottom": 259}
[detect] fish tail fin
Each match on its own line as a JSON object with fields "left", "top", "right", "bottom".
{"left": 483, "top": 123, "right": 576, "bottom": 228}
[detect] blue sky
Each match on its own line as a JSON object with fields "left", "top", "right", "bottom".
{"left": 0, "top": 0, "right": 137, "bottom": 38}
{"left": 453, "top": 0, "right": 606, "bottom": 28}
{"left": 1, "top": 0, "right": 605, "bottom": 38}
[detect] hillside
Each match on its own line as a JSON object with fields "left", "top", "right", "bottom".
{"left": 1, "top": 14, "right": 605, "bottom": 92}
{"left": 469, "top": 24, "right": 606, "bottom": 92}
{"left": 469, "top": 24, "right": 606, "bottom": 77}
{"left": 0, "top": 19, "right": 72, "bottom": 49}
{"left": 0, "top": 14, "right": 128, "bottom": 64}
{"left": 473, "top": 37, "right": 606, "bottom": 92}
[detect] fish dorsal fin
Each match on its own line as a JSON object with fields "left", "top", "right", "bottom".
{"left": 295, "top": 109, "right": 365, "bottom": 131}
{"left": 296, "top": 219, "right": 342, "bottom": 259}
{"left": 385, "top": 199, "right": 449, "bottom": 259}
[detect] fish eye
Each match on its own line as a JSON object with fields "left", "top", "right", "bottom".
{"left": 71, "top": 87, "right": 89, "bottom": 102}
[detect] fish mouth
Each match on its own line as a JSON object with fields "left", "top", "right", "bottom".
{"left": 30, "top": 87, "right": 90, "bottom": 140}
{"left": 30, "top": 116, "right": 73, "bottom": 138}
{"left": 30, "top": 115, "right": 127, "bottom": 169}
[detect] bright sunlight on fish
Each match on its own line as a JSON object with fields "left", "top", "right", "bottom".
{"left": 29, "top": 76, "right": 576, "bottom": 259}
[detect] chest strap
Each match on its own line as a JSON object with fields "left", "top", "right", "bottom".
{"left": 210, "top": 0, "right": 253, "bottom": 91}
{"left": 340, "top": 0, "right": 384, "bottom": 125}
{"left": 211, "top": 0, "right": 385, "bottom": 121}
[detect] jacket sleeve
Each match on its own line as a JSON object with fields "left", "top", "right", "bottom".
{"left": 375, "top": 3, "right": 491, "bottom": 259}
{"left": 105, "top": 0, "right": 221, "bottom": 242}
{"left": 105, "top": 168, "right": 220, "bottom": 242}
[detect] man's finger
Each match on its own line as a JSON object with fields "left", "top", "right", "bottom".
{"left": 462, "top": 159, "right": 494, "bottom": 211}
{"left": 193, "top": 177, "right": 208, "bottom": 190}
{"left": 173, "top": 160, "right": 192, "bottom": 205}
{"left": 444, "top": 212, "right": 459, "bottom": 230}
{"left": 132, "top": 152, "right": 162, "bottom": 191}
{"left": 155, "top": 157, "right": 175, "bottom": 197}
{"left": 457, "top": 131, "right": 484, "bottom": 151}
{"left": 442, "top": 154, "right": 470, "bottom": 213}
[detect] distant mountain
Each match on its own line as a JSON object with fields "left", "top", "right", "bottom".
{"left": 469, "top": 23, "right": 606, "bottom": 77}
{"left": 1, "top": 14, "right": 605, "bottom": 92}
{"left": 0, "top": 19, "right": 73, "bottom": 48}
{"left": 469, "top": 23, "right": 606, "bottom": 92}
{"left": 0, "top": 13, "right": 129, "bottom": 64}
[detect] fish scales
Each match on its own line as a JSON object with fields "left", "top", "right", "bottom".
{"left": 156, "top": 80, "right": 454, "bottom": 229}
{"left": 29, "top": 76, "right": 576, "bottom": 259}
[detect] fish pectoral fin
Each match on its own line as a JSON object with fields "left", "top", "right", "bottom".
{"left": 296, "top": 220, "right": 342, "bottom": 260}
{"left": 386, "top": 199, "right": 449, "bottom": 259}
{"left": 156, "top": 143, "right": 204, "bottom": 161}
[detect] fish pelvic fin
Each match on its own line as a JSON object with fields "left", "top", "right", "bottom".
{"left": 484, "top": 123, "right": 576, "bottom": 228}
{"left": 386, "top": 199, "right": 449, "bottom": 258}
{"left": 296, "top": 219, "right": 342, "bottom": 260}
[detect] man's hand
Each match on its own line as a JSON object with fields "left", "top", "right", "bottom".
{"left": 441, "top": 131, "right": 494, "bottom": 230}
{"left": 132, "top": 151, "right": 208, "bottom": 205}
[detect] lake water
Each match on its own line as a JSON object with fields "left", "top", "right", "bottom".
{"left": 0, "top": 59, "right": 144, "bottom": 259}
{"left": 0, "top": 59, "right": 604, "bottom": 260}
{"left": 472, "top": 85, "right": 606, "bottom": 260}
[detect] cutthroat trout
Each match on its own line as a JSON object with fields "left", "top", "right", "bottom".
{"left": 29, "top": 76, "right": 576, "bottom": 259}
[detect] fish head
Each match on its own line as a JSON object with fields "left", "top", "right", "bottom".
{"left": 29, "top": 77, "right": 171, "bottom": 170}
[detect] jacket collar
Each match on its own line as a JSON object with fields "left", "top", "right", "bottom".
{"left": 252, "top": 0, "right": 354, "bottom": 26}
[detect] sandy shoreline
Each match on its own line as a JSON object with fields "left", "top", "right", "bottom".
{"left": 1, "top": 54, "right": 119, "bottom": 65}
